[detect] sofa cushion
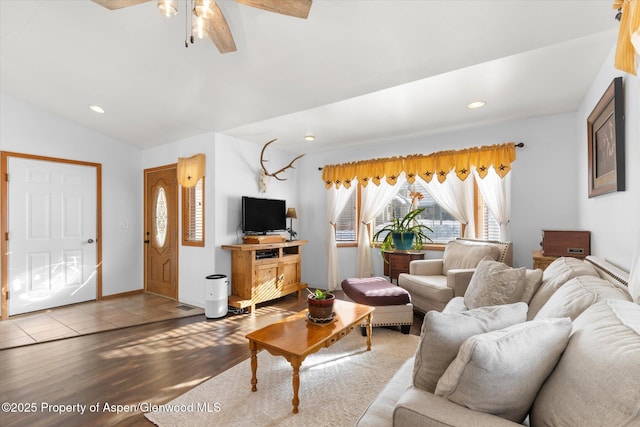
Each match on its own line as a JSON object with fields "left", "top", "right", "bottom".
{"left": 355, "top": 357, "right": 413, "bottom": 426}
{"left": 463, "top": 258, "right": 526, "bottom": 309}
{"left": 530, "top": 300, "right": 640, "bottom": 427}
{"left": 442, "top": 240, "right": 501, "bottom": 274}
{"left": 394, "top": 386, "right": 521, "bottom": 427}
{"left": 412, "top": 302, "right": 527, "bottom": 393}
{"left": 398, "top": 274, "right": 453, "bottom": 304}
{"left": 534, "top": 275, "right": 632, "bottom": 321}
{"left": 520, "top": 268, "right": 544, "bottom": 304}
{"left": 527, "top": 257, "right": 598, "bottom": 320}
{"left": 435, "top": 317, "right": 572, "bottom": 423}
{"left": 442, "top": 296, "right": 468, "bottom": 313}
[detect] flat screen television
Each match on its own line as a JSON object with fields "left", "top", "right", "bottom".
{"left": 242, "top": 196, "right": 286, "bottom": 234}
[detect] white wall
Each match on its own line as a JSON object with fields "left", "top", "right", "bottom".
{"left": 0, "top": 93, "right": 143, "bottom": 298}
{"left": 577, "top": 47, "right": 640, "bottom": 271}
{"left": 213, "top": 134, "right": 299, "bottom": 297}
{"left": 298, "top": 112, "right": 580, "bottom": 288}
{"left": 142, "top": 132, "right": 299, "bottom": 307}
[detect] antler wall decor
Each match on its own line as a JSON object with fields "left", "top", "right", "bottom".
{"left": 259, "top": 138, "right": 305, "bottom": 192}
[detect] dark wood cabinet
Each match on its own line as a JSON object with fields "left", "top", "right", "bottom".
{"left": 383, "top": 251, "right": 425, "bottom": 282}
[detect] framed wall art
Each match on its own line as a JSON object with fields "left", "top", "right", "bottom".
{"left": 587, "top": 77, "right": 625, "bottom": 198}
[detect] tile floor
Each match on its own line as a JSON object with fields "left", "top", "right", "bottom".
{"left": 0, "top": 293, "right": 204, "bottom": 350}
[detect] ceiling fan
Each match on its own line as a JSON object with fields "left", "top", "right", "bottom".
{"left": 91, "top": 0, "right": 312, "bottom": 54}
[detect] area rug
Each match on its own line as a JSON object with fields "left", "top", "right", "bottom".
{"left": 145, "top": 328, "right": 419, "bottom": 427}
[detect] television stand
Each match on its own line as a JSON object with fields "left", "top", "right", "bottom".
{"left": 222, "top": 240, "right": 308, "bottom": 312}
{"left": 242, "top": 234, "right": 286, "bottom": 244}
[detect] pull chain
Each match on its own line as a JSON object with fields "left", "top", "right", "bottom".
{"left": 189, "top": 0, "right": 194, "bottom": 45}
{"left": 184, "top": 0, "right": 195, "bottom": 47}
{"left": 184, "top": 0, "right": 189, "bottom": 47}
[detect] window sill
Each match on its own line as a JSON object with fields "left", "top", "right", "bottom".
{"left": 369, "top": 242, "right": 446, "bottom": 251}
{"left": 337, "top": 242, "right": 357, "bottom": 248}
{"left": 426, "top": 243, "right": 446, "bottom": 251}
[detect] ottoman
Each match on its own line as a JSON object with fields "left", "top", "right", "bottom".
{"left": 341, "top": 277, "right": 413, "bottom": 334}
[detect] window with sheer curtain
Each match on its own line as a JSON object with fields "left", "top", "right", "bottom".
{"left": 327, "top": 144, "right": 515, "bottom": 283}
{"left": 479, "top": 199, "right": 501, "bottom": 241}
{"left": 327, "top": 184, "right": 356, "bottom": 290}
{"left": 335, "top": 188, "right": 358, "bottom": 243}
{"left": 336, "top": 180, "right": 501, "bottom": 244}
{"left": 371, "top": 181, "right": 461, "bottom": 243}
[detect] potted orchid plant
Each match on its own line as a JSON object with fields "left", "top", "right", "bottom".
{"left": 372, "top": 191, "right": 433, "bottom": 252}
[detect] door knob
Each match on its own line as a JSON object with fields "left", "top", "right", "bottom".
{"left": 87, "top": 238, "right": 95, "bottom": 244}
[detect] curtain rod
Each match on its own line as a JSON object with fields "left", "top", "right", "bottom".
{"left": 317, "top": 142, "right": 525, "bottom": 171}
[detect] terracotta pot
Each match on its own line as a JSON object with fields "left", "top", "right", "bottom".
{"left": 307, "top": 293, "right": 335, "bottom": 321}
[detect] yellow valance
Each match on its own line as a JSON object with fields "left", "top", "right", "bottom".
{"left": 177, "top": 153, "right": 206, "bottom": 188}
{"left": 613, "top": 0, "right": 640, "bottom": 76}
{"left": 322, "top": 142, "right": 516, "bottom": 189}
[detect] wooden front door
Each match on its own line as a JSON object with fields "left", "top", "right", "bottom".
{"left": 144, "top": 165, "right": 178, "bottom": 300}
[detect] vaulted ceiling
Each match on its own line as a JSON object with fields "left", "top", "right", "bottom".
{"left": 0, "top": 1, "right": 619, "bottom": 153}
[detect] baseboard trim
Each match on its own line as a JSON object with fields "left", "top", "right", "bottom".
{"left": 101, "top": 289, "right": 144, "bottom": 300}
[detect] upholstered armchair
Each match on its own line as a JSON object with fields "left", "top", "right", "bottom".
{"left": 398, "top": 238, "right": 513, "bottom": 313}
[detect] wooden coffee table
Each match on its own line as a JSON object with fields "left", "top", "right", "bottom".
{"left": 245, "top": 299, "right": 375, "bottom": 414}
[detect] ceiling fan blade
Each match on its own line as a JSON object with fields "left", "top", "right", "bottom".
{"left": 91, "top": 0, "right": 151, "bottom": 10}
{"left": 207, "top": 3, "right": 237, "bottom": 54}
{"left": 236, "top": 0, "right": 312, "bottom": 19}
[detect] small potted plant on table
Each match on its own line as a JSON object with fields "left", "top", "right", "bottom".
{"left": 307, "top": 288, "right": 335, "bottom": 323}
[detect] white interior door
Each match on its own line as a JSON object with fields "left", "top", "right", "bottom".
{"left": 7, "top": 157, "right": 97, "bottom": 316}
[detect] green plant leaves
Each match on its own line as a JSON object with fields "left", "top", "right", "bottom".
{"left": 371, "top": 208, "right": 434, "bottom": 251}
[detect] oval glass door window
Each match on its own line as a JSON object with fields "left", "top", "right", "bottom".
{"left": 155, "top": 187, "right": 168, "bottom": 247}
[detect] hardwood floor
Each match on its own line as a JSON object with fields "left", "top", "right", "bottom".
{"left": 0, "top": 292, "right": 424, "bottom": 427}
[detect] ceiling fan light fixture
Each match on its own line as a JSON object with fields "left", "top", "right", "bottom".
{"left": 194, "top": 0, "right": 216, "bottom": 19}
{"left": 157, "top": 0, "right": 178, "bottom": 18}
{"left": 192, "top": 14, "right": 208, "bottom": 39}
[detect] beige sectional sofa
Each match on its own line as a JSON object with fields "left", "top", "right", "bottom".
{"left": 357, "top": 256, "right": 640, "bottom": 426}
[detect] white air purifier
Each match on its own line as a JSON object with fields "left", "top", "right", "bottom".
{"left": 205, "top": 274, "right": 229, "bottom": 318}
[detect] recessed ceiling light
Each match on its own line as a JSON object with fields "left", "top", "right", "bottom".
{"left": 304, "top": 134, "right": 315, "bottom": 141}
{"left": 467, "top": 101, "right": 486, "bottom": 109}
{"left": 89, "top": 105, "right": 105, "bottom": 114}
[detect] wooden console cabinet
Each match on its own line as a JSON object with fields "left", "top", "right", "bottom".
{"left": 532, "top": 250, "right": 558, "bottom": 271}
{"left": 383, "top": 250, "right": 425, "bottom": 282}
{"left": 221, "top": 240, "right": 307, "bottom": 312}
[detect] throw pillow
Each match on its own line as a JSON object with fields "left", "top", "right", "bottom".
{"left": 412, "top": 302, "right": 527, "bottom": 393}
{"left": 463, "top": 257, "right": 526, "bottom": 309}
{"left": 434, "top": 317, "right": 572, "bottom": 423}
{"left": 534, "top": 275, "right": 631, "bottom": 321}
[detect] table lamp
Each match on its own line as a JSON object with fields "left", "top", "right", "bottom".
{"left": 286, "top": 208, "right": 297, "bottom": 241}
